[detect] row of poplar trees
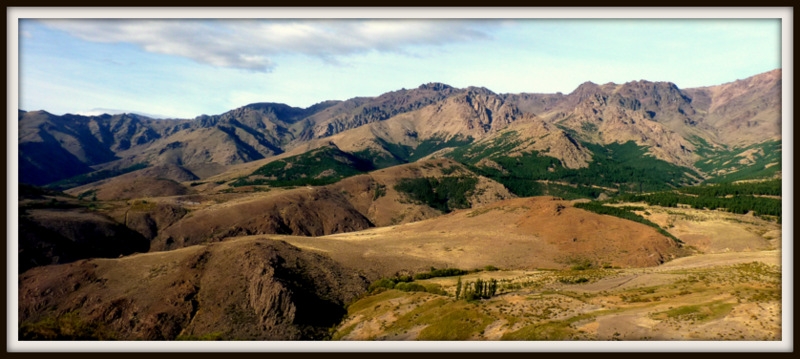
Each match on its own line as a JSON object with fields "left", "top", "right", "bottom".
{"left": 455, "top": 277, "right": 498, "bottom": 301}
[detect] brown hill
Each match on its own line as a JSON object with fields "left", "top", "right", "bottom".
{"left": 18, "top": 239, "right": 368, "bottom": 340}
{"left": 326, "top": 158, "right": 515, "bottom": 226}
{"left": 151, "top": 186, "right": 374, "bottom": 252}
{"left": 152, "top": 158, "right": 513, "bottom": 252}
{"left": 61, "top": 163, "right": 199, "bottom": 201}
{"left": 270, "top": 196, "right": 684, "bottom": 280}
{"left": 19, "top": 208, "right": 150, "bottom": 273}
{"left": 65, "top": 175, "right": 192, "bottom": 201}
{"left": 111, "top": 201, "right": 190, "bottom": 241}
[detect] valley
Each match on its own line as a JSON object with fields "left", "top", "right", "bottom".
{"left": 15, "top": 69, "right": 785, "bottom": 342}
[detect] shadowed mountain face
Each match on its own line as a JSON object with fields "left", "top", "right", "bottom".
{"left": 19, "top": 208, "right": 150, "bottom": 273}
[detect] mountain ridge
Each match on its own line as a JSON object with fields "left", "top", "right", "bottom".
{"left": 18, "top": 69, "right": 781, "bottom": 187}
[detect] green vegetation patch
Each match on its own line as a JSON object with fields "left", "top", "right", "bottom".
{"left": 379, "top": 136, "right": 473, "bottom": 164}
{"left": 349, "top": 136, "right": 473, "bottom": 170}
{"left": 394, "top": 175, "right": 479, "bottom": 213}
{"left": 231, "top": 146, "right": 374, "bottom": 187}
{"left": 580, "top": 122, "right": 598, "bottom": 133}
{"left": 413, "top": 267, "right": 470, "bottom": 280}
{"left": 76, "top": 189, "right": 97, "bottom": 201}
{"left": 652, "top": 301, "right": 735, "bottom": 322}
{"left": 694, "top": 140, "right": 781, "bottom": 183}
{"left": 349, "top": 148, "right": 404, "bottom": 170}
{"left": 346, "top": 289, "right": 408, "bottom": 314}
{"left": 391, "top": 298, "right": 495, "bottom": 340}
{"left": 449, "top": 136, "right": 699, "bottom": 199}
{"left": 677, "top": 179, "right": 780, "bottom": 197}
{"left": 539, "top": 182, "right": 605, "bottom": 200}
{"left": 331, "top": 322, "right": 358, "bottom": 341}
{"left": 456, "top": 277, "right": 499, "bottom": 301}
{"left": 613, "top": 186, "right": 781, "bottom": 221}
{"left": 372, "top": 183, "right": 387, "bottom": 200}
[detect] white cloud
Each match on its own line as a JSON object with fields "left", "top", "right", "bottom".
{"left": 76, "top": 108, "right": 169, "bottom": 119}
{"left": 38, "top": 19, "right": 493, "bottom": 72}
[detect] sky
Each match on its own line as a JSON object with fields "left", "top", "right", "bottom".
{"left": 15, "top": 9, "right": 784, "bottom": 120}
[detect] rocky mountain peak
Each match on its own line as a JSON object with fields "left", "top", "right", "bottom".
{"left": 418, "top": 82, "right": 454, "bottom": 92}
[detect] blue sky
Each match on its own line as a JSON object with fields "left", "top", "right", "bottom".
{"left": 17, "top": 12, "right": 783, "bottom": 119}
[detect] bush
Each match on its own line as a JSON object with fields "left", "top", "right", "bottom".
{"left": 394, "top": 282, "right": 428, "bottom": 293}
{"left": 570, "top": 258, "right": 593, "bottom": 271}
{"left": 421, "top": 283, "right": 447, "bottom": 296}
{"left": 413, "top": 267, "right": 469, "bottom": 280}
{"left": 372, "top": 183, "right": 387, "bottom": 200}
{"left": 368, "top": 278, "right": 396, "bottom": 292}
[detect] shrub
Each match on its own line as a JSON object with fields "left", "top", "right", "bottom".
{"left": 394, "top": 282, "right": 428, "bottom": 293}
{"left": 413, "top": 267, "right": 469, "bottom": 280}
{"left": 368, "top": 278, "right": 396, "bottom": 292}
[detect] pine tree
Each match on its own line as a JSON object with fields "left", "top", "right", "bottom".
{"left": 455, "top": 277, "right": 462, "bottom": 300}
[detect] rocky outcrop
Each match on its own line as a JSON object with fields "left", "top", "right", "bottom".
{"left": 18, "top": 239, "right": 368, "bottom": 340}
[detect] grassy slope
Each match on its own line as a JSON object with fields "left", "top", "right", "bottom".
{"left": 334, "top": 259, "right": 781, "bottom": 341}
{"left": 231, "top": 146, "right": 374, "bottom": 187}
{"left": 690, "top": 139, "right": 781, "bottom": 183}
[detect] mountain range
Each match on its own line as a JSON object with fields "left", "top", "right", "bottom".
{"left": 16, "top": 69, "right": 783, "bottom": 341}
{"left": 19, "top": 69, "right": 781, "bottom": 188}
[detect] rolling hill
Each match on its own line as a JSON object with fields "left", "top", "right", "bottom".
{"left": 150, "top": 158, "right": 513, "bottom": 251}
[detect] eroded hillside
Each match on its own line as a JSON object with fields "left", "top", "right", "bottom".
{"left": 19, "top": 239, "right": 368, "bottom": 340}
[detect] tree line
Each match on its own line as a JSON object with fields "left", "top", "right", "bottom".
{"left": 455, "top": 277, "right": 499, "bottom": 301}
{"left": 615, "top": 192, "right": 781, "bottom": 219}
